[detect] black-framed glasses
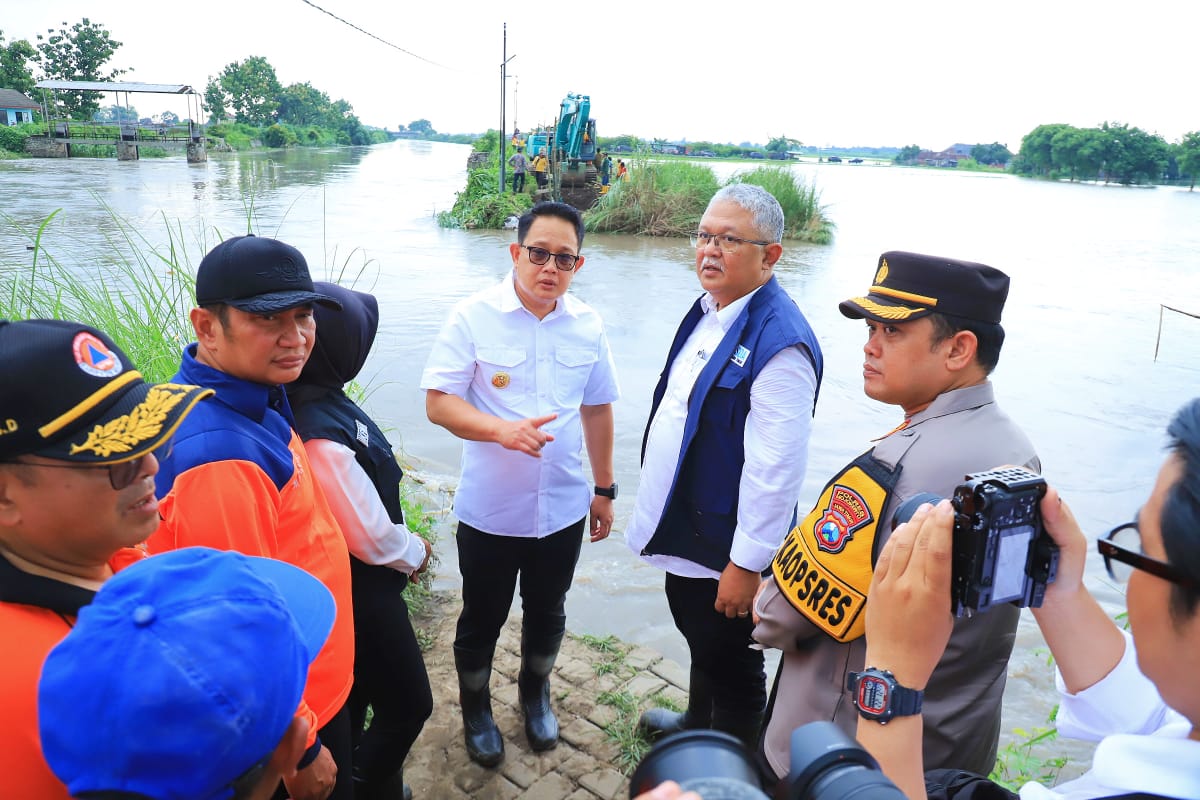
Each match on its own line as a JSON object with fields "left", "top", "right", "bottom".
{"left": 1098, "top": 521, "right": 1198, "bottom": 590}
{"left": 520, "top": 245, "right": 580, "bottom": 271}
{"left": 690, "top": 231, "right": 772, "bottom": 253}
{"left": 4, "top": 452, "right": 154, "bottom": 491}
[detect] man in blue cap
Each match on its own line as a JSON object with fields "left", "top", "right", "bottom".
{"left": 38, "top": 546, "right": 336, "bottom": 800}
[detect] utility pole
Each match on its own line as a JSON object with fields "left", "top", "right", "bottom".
{"left": 499, "top": 24, "right": 516, "bottom": 195}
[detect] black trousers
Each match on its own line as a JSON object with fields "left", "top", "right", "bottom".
{"left": 454, "top": 518, "right": 584, "bottom": 653}
{"left": 665, "top": 572, "right": 767, "bottom": 713}
{"left": 511, "top": 171, "right": 526, "bottom": 193}
{"left": 348, "top": 557, "right": 433, "bottom": 783}
{"left": 271, "top": 703, "right": 353, "bottom": 800}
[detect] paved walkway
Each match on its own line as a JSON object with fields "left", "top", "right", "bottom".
{"left": 404, "top": 592, "right": 688, "bottom": 799}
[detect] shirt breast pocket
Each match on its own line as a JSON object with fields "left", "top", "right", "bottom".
{"left": 476, "top": 346, "right": 527, "bottom": 397}
{"left": 554, "top": 346, "right": 598, "bottom": 406}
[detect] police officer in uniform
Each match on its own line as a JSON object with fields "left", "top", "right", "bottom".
{"left": 753, "top": 251, "right": 1038, "bottom": 782}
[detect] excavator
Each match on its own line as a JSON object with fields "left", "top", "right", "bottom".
{"left": 525, "top": 92, "right": 602, "bottom": 210}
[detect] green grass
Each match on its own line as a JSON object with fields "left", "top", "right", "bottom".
{"left": 436, "top": 164, "right": 533, "bottom": 230}
{"left": 990, "top": 723, "right": 1068, "bottom": 790}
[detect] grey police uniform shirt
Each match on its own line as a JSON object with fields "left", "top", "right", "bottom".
{"left": 753, "top": 381, "right": 1039, "bottom": 779}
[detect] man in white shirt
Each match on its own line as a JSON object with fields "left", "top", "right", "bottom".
{"left": 421, "top": 201, "right": 619, "bottom": 768}
{"left": 857, "top": 397, "right": 1200, "bottom": 800}
{"left": 625, "top": 184, "right": 823, "bottom": 748}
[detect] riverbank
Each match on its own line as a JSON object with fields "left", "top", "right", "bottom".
{"left": 405, "top": 590, "right": 688, "bottom": 799}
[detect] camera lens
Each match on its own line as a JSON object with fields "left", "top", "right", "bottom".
{"left": 785, "top": 722, "right": 908, "bottom": 800}
{"left": 629, "top": 730, "right": 768, "bottom": 799}
{"left": 890, "top": 492, "right": 943, "bottom": 529}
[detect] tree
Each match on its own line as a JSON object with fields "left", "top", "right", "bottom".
{"left": 1049, "top": 127, "right": 1102, "bottom": 182}
{"left": 969, "top": 142, "right": 1012, "bottom": 167}
{"left": 35, "top": 18, "right": 125, "bottom": 120}
{"left": 1177, "top": 131, "right": 1200, "bottom": 191}
{"left": 766, "top": 136, "right": 802, "bottom": 154}
{"left": 159, "top": 110, "right": 179, "bottom": 126}
{"left": 1017, "top": 123, "right": 1071, "bottom": 176}
{"left": 218, "top": 56, "right": 281, "bottom": 126}
{"left": 1098, "top": 122, "right": 1167, "bottom": 185}
{"left": 408, "top": 118, "right": 434, "bottom": 135}
{"left": 894, "top": 145, "right": 921, "bottom": 164}
{"left": 278, "top": 81, "right": 335, "bottom": 127}
{"left": 0, "top": 31, "right": 37, "bottom": 95}
{"left": 202, "top": 77, "right": 227, "bottom": 123}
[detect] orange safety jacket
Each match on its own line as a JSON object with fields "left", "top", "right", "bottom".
{"left": 1, "top": 548, "right": 145, "bottom": 800}
{"left": 149, "top": 346, "right": 354, "bottom": 749}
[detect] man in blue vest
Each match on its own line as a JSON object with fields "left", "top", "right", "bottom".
{"left": 625, "top": 184, "right": 824, "bottom": 747}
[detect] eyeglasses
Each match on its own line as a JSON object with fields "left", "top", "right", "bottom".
{"left": 520, "top": 245, "right": 580, "bottom": 271}
{"left": 690, "top": 231, "right": 772, "bottom": 253}
{"left": 1097, "top": 521, "right": 1198, "bottom": 590}
{"left": 4, "top": 452, "right": 155, "bottom": 491}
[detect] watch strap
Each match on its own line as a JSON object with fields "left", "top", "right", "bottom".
{"left": 847, "top": 668, "right": 923, "bottom": 721}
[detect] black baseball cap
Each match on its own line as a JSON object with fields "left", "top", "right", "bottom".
{"left": 195, "top": 235, "right": 342, "bottom": 314}
{"left": 839, "top": 251, "right": 1010, "bottom": 324}
{"left": 0, "top": 320, "right": 213, "bottom": 463}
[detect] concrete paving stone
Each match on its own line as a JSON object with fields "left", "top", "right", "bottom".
{"left": 649, "top": 657, "right": 689, "bottom": 689}
{"left": 453, "top": 764, "right": 499, "bottom": 794}
{"left": 557, "top": 749, "right": 603, "bottom": 781}
{"left": 494, "top": 681, "right": 519, "bottom": 707}
{"left": 585, "top": 703, "right": 620, "bottom": 729}
{"left": 568, "top": 790, "right": 598, "bottom": 800}
{"left": 559, "top": 690, "right": 594, "bottom": 717}
{"left": 624, "top": 645, "right": 662, "bottom": 671}
{"left": 516, "top": 772, "right": 575, "bottom": 800}
{"left": 580, "top": 767, "right": 627, "bottom": 800}
{"left": 501, "top": 757, "right": 540, "bottom": 789}
{"left": 559, "top": 717, "right": 609, "bottom": 751}
{"left": 557, "top": 656, "right": 597, "bottom": 685}
{"left": 624, "top": 674, "right": 668, "bottom": 698}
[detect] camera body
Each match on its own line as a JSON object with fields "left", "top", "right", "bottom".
{"left": 894, "top": 466, "right": 1058, "bottom": 617}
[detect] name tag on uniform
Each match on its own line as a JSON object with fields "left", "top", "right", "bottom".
{"left": 731, "top": 345, "right": 750, "bottom": 367}
{"left": 356, "top": 420, "right": 370, "bottom": 446}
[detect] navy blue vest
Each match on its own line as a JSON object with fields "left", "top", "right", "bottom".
{"left": 640, "top": 276, "right": 823, "bottom": 571}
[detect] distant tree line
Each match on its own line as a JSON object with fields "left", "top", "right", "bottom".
{"left": 1, "top": 19, "right": 124, "bottom": 120}
{"left": 1013, "top": 122, "right": 1200, "bottom": 188}
{"left": 202, "top": 56, "right": 383, "bottom": 146}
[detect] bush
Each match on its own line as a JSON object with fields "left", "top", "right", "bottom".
{"left": 437, "top": 166, "right": 532, "bottom": 229}
{"left": 263, "top": 123, "right": 299, "bottom": 148}
{"left": 0, "top": 125, "right": 30, "bottom": 154}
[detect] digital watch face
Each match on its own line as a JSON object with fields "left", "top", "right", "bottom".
{"left": 857, "top": 675, "right": 890, "bottom": 715}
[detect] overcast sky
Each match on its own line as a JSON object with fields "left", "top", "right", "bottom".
{"left": 5, "top": 0, "right": 1194, "bottom": 150}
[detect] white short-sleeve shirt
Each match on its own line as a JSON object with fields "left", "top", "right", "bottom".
{"left": 420, "top": 272, "right": 620, "bottom": 538}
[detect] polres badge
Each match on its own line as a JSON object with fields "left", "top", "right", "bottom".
{"left": 491, "top": 372, "right": 510, "bottom": 389}
{"left": 814, "top": 485, "right": 874, "bottom": 554}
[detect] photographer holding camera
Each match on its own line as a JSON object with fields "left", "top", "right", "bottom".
{"left": 858, "top": 398, "right": 1200, "bottom": 799}
{"left": 753, "top": 252, "right": 1039, "bottom": 783}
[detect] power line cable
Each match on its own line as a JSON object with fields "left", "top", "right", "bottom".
{"left": 296, "top": 0, "right": 452, "bottom": 69}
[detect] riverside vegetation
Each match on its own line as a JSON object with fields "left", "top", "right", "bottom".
{"left": 438, "top": 146, "right": 835, "bottom": 244}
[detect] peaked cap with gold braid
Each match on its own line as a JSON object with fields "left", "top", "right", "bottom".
{"left": 0, "top": 320, "right": 212, "bottom": 464}
{"left": 839, "top": 251, "right": 1010, "bottom": 324}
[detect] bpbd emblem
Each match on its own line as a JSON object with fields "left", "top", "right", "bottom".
{"left": 814, "top": 485, "right": 873, "bottom": 554}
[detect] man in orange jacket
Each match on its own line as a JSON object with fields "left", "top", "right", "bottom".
{"left": 149, "top": 235, "right": 356, "bottom": 800}
{"left": 0, "top": 318, "right": 211, "bottom": 800}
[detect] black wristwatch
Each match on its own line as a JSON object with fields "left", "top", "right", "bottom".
{"left": 847, "top": 668, "right": 923, "bottom": 724}
{"left": 594, "top": 483, "right": 618, "bottom": 499}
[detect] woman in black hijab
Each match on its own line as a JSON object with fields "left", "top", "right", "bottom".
{"left": 288, "top": 283, "right": 433, "bottom": 800}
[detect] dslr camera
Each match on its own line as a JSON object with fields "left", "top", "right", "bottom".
{"left": 892, "top": 466, "right": 1058, "bottom": 617}
{"left": 629, "top": 721, "right": 906, "bottom": 800}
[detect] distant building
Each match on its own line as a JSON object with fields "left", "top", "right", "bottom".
{"left": 0, "top": 89, "right": 39, "bottom": 126}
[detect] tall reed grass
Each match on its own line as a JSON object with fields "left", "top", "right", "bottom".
{"left": 585, "top": 159, "right": 721, "bottom": 236}
{"left": 586, "top": 160, "right": 835, "bottom": 243}
{"left": 1, "top": 206, "right": 206, "bottom": 383}
{"left": 437, "top": 164, "right": 532, "bottom": 230}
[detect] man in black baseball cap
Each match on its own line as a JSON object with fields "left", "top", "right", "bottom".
{"left": 752, "top": 250, "right": 1040, "bottom": 786}
{"left": 0, "top": 318, "right": 211, "bottom": 799}
{"left": 150, "top": 235, "right": 357, "bottom": 800}
{"left": 195, "top": 235, "right": 342, "bottom": 315}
